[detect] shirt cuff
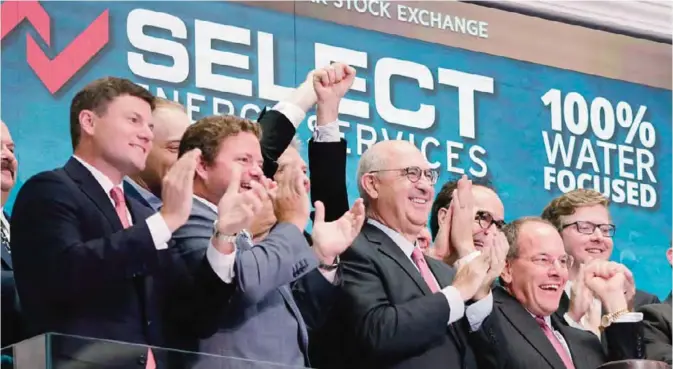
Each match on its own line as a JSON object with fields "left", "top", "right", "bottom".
{"left": 454, "top": 250, "right": 481, "bottom": 269}
{"left": 312, "top": 120, "right": 341, "bottom": 142}
{"left": 206, "top": 241, "right": 237, "bottom": 284}
{"left": 441, "top": 285, "right": 466, "bottom": 325}
{"left": 146, "top": 213, "right": 171, "bottom": 250}
{"left": 614, "top": 312, "right": 644, "bottom": 323}
{"left": 564, "top": 312, "right": 588, "bottom": 330}
{"left": 466, "top": 291, "right": 493, "bottom": 331}
{"left": 272, "top": 101, "right": 306, "bottom": 129}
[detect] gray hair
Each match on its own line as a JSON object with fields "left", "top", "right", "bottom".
{"left": 502, "top": 216, "right": 555, "bottom": 260}
{"left": 356, "top": 146, "right": 388, "bottom": 206}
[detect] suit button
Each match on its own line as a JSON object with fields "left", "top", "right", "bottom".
{"left": 138, "top": 354, "right": 147, "bottom": 365}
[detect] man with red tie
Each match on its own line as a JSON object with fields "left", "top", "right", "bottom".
{"left": 10, "top": 77, "right": 229, "bottom": 368}
{"left": 468, "top": 217, "right": 644, "bottom": 369}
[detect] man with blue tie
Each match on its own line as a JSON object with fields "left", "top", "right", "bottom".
{"left": 1, "top": 120, "right": 22, "bottom": 348}
{"left": 10, "top": 77, "right": 233, "bottom": 368}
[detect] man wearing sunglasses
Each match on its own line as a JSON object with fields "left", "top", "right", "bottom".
{"left": 429, "top": 177, "right": 506, "bottom": 265}
{"left": 541, "top": 188, "right": 659, "bottom": 336}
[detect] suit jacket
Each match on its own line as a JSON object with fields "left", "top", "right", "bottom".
{"left": 320, "top": 222, "right": 497, "bottom": 369}
{"left": 638, "top": 303, "right": 672, "bottom": 364}
{"left": 171, "top": 199, "right": 337, "bottom": 368}
{"left": 10, "top": 158, "right": 224, "bottom": 368}
{"left": 1, "top": 211, "right": 22, "bottom": 348}
{"left": 470, "top": 287, "right": 644, "bottom": 369}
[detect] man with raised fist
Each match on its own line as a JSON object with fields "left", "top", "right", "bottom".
{"left": 469, "top": 217, "right": 644, "bottom": 369}
{"left": 169, "top": 64, "right": 365, "bottom": 368}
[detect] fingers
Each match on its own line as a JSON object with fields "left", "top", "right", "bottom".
{"left": 225, "top": 163, "right": 243, "bottom": 196}
{"left": 314, "top": 201, "right": 325, "bottom": 223}
{"left": 351, "top": 198, "right": 366, "bottom": 233}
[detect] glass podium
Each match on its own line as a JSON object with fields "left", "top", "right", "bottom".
{"left": 1, "top": 333, "right": 309, "bottom": 368}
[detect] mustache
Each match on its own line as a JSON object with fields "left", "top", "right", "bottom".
{"left": 1, "top": 159, "right": 14, "bottom": 173}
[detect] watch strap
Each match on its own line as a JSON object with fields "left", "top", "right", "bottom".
{"left": 319, "top": 255, "right": 340, "bottom": 271}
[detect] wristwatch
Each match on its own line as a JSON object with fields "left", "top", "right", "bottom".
{"left": 600, "top": 308, "right": 629, "bottom": 329}
{"left": 212, "top": 221, "right": 237, "bottom": 243}
{"left": 319, "top": 255, "right": 340, "bottom": 271}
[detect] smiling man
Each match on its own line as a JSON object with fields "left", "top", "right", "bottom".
{"left": 541, "top": 188, "right": 659, "bottom": 332}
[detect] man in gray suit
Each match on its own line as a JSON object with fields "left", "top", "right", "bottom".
{"left": 170, "top": 64, "right": 365, "bottom": 368}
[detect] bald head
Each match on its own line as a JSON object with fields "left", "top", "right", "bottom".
{"left": 357, "top": 140, "right": 435, "bottom": 242}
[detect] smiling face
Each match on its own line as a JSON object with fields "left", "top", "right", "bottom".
{"left": 362, "top": 141, "right": 435, "bottom": 239}
{"left": 559, "top": 204, "right": 614, "bottom": 264}
{"left": 502, "top": 220, "right": 569, "bottom": 317}
{"left": 1, "top": 121, "right": 17, "bottom": 200}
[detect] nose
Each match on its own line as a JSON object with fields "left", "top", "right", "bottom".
{"left": 139, "top": 122, "right": 154, "bottom": 143}
{"left": 589, "top": 227, "right": 605, "bottom": 241}
{"left": 248, "top": 164, "right": 262, "bottom": 182}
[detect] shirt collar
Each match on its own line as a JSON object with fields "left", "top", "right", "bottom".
{"left": 193, "top": 195, "right": 218, "bottom": 213}
{"left": 73, "top": 155, "right": 121, "bottom": 197}
{"left": 368, "top": 218, "right": 417, "bottom": 258}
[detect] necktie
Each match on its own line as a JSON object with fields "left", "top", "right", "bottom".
{"left": 109, "top": 187, "right": 156, "bottom": 369}
{"left": 1, "top": 221, "right": 10, "bottom": 254}
{"left": 535, "top": 316, "right": 576, "bottom": 369}
{"left": 411, "top": 247, "right": 440, "bottom": 293}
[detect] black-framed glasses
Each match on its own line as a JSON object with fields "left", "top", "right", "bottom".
{"left": 475, "top": 211, "right": 506, "bottom": 231}
{"left": 562, "top": 221, "right": 616, "bottom": 237}
{"left": 524, "top": 253, "right": 574, "bottom": 270}
{"left": 369, "top": 166, "right": 438, "bottom": 185}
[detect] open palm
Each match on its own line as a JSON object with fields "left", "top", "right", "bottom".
{"left": 312, "top": 199, "right": 365, "bottom": 262}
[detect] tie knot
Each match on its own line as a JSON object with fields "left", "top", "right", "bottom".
{"left": 411, "top": 247, "right": 425, "bottom": 262}
{"left": 535, "top": 315, "right": 548, "bottom": 327}
{"left": 110, "top": 187, "right": 125, "bottom": 207}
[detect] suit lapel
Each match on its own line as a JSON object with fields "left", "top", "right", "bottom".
{"left": 64, "top": 158, "right": 123, "bottom": 231}
{"left": 555, "top": 320, "right": 589, "bottom": 369}
{"left": 495, "top": 288, "right": 568, "bottom": 369}
{"left": 363, "top": 224, "right": 432, "bottom": 295}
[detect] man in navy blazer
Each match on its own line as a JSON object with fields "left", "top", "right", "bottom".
{"left": 10, "top": 77, "right": 231, "bottom": 368}
{"left": 1, "top": 121, "right": 22, "bottom": 348}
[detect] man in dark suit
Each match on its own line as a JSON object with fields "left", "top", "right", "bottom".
{"left": 323, "top": 141, "right": 508, "bottom": 369}
{"left": 124, "top": 98, "right": 190, "bottom": 211}
{"left": 470, "top": 217, "right": 644, "bottom": 369}
{"left": 169, "top": 64, "right": 365, "bottom": 368}
{"left": 9, "top": 77, "right": 228, "bottom": 368}
{"left": 541, "top": 189, "right": 659, "bottom": 334}
{"left": 1, "top": 121, "right": 22, "bottom": 348}
{"left": 637, "top": 246, "right": 672, "bottom": 364}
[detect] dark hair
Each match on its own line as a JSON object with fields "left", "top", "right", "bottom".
{"left": 70, "top": 77, "right": 155, "bottom": 149}
{"left": 429, "top": 176, "right": 495, "bottom": 239}
{"left": 178, "top": 115, "right": 261, "bottom": 165}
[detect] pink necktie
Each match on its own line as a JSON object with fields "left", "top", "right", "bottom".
{"left": 535, "top": 316, "right": 576, "bottom": 369}
{"left": 411, "top": 248, "right": 440, "bottom": 293}
{"left": 109, "top": 188, "right": 156, "bottom": 369}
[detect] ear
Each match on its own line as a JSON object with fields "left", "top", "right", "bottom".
{"left": 437, "top": 207, "right": 448, "bottom": 226}
{"left": 195, "top": 155, "right": 209, "bottom": 182}
{"left": 361, "top": 173, "right": 380, "bottom": 201}
{"left": 500, "top": 260, "right": 513, "bottom": 285}
{"left": 78, "top": 109, "right": 96, "bottom": 137}
{"left": 667, "top": 248, "right": 672, "bottom": 266}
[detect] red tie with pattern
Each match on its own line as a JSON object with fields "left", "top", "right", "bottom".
{"left": 110, "top": 187, "right": 156, "bottom": 369}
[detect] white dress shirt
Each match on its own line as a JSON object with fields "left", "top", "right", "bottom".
{"left": 0, "top": 211, "right": 10, "bottom": 242}
{"left": 532, "top": 312, "right": 575, "bottom": 361}
{"left": 73, "top": 156, "right": 171, "bottom": 250}
{"left": 368, "top": 219, "right": 493, "bottom": 330}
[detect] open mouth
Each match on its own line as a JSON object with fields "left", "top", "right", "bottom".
{"left": 240, "top": 183, "right": 252, "bottom": 191}
{"left": 585, "top": 247, "right": 606, "bottom": 255}
{"left": 130, "top": 144, "right": 146, "bottom": 154}
{"left": 409, "top": 197, "right": 428, "bottom": 205}
{"left": 539, "top": 284, "right": 561, "bottom": 292}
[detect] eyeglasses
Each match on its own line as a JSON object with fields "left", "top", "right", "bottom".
{"left": 475, "top": 211, "right": 506, "bottom": 231}
{"left": 562, "top": 221, "right": 616, "bottom": 237}
{"left": 369, "top": 166, "right": 439, "bottom": 185}
{"left": 524, "top": 254, "right": 574, "bottom": 270}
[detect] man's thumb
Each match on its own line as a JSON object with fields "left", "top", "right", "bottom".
{"left": 314, "top": 201, "right": 325, "bottom": 223}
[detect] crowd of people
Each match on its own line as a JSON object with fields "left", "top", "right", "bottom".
{"left": 0, "top": 63, "right": 671, "bottom": 369}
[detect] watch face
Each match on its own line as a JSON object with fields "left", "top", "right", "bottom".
{"left": 601, "top": 315, "right": 610, "bottom": 327}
